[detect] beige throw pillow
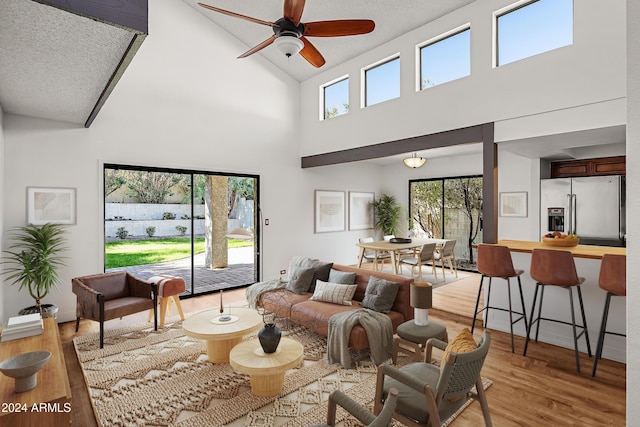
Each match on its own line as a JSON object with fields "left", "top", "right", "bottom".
{"left": 310, "top": 280, "right": 358, "bottom": 306}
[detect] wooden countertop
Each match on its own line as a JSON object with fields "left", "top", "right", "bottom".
{"left": 497, "top": 240, "right": 626, "bottom": 259}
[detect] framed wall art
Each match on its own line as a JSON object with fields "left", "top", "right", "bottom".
{"left": 348, "top": 191, "right": 374, "bottom": 230}
{"left": 314, "top": 190, "right": 345, "bottom": 233}
{"left": 499, "top": 191, "right": 528, "bottom": 217}
{"left": 27, "top": 187, "right": 77, "bottom": 225}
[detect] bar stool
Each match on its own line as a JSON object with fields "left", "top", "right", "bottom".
{"left": 472, "top": 244, "right": 528, "bottom": 353}
{"left": 592, "top": 254, "right": 626, "bottom": 377}
{"left": 523, "top": 248, "right": 592, "bottom": 373}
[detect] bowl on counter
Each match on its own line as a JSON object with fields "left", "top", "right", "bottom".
{"left": 542, "top": 236, "right": 579, "bottom": 247}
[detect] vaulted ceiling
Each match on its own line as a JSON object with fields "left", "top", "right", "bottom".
{"left": 183, "top": 0, "right": 476, "bottom": 82}
{"left": 0, "top": 0, "right": 147, "bottom": 127}
{"left": 0, "top": 0, "right": 477, "bottom": 126}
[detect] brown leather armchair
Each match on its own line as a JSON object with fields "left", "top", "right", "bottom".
{"left": 72, "top": 271, "right": 158, "bottom": 348}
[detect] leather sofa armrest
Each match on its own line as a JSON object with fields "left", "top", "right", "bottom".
{"left": 72, "top": 278, "right": 103, "bottom": 302}
{"left": 126, "top": 273, "right": 157, "bottom": 298}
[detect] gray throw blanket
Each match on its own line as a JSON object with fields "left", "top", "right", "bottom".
{"left": 327, "top": 309, "right": 394, "bottom": 368}
{"left": 245, "top": 278, "right": 286, "bottom": 309}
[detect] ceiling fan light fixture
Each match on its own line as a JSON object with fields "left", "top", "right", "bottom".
{"left": 403, "top": 153, "right": 426, "bottom": 168}
{"left": 274, "top": 36, "right": 304, "bottom": 58}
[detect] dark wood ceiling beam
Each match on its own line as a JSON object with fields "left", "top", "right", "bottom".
{"left": 300, "top": 123, "right": 498, "bottom": 243}
{"left": 300, "top": 124, "right": 485, "bottom": 168}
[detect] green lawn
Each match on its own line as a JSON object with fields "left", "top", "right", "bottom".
{"left": 105, "top": 237, "right": 253, "bottom": 268}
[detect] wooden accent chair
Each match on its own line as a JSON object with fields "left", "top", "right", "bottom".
{"left": 72, "top": 271, "right": 158, "bottom": 348}
{"left": 374, "top": 331, "right": 492, "bottom": 427}
{"left": 309, "top": 388, "right": 399, "bottom": 427}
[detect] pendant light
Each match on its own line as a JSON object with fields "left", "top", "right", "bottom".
{"left": 403, "top": 153, "right": 426, "bottom": 168}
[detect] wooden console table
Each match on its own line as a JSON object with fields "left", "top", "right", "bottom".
{"left": 0, "top": 317, "right": 72, "bottom": 427}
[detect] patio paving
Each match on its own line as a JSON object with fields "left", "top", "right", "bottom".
{"left": 108, "top": 246, "right": 256, "bottom": 296}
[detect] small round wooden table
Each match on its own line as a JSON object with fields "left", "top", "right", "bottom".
{"left": 229, "top": 337, "right": 304, "bottom": 397}
{"left": 182, "top": 307, "right": 262, "bottom": 363}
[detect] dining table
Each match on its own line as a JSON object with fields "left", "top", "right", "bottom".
{"left": 356, "top": 238, "right": 450, "bottom": 275}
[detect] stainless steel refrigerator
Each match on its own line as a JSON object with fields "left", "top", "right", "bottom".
{"left": 540, "top": 175, "right": 625, "bottom": 247}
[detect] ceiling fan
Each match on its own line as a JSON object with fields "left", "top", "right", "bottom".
{"left": 197, "top": 0, "right": 375, "bottom": 68}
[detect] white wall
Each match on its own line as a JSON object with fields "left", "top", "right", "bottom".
{"left": 0, "top": 0, "right": 383, "bottom": 323}
{"left": 0, "top": 104, "right": 4, "bottom": 323}
{"left": 626, "top": 0, "right": 639, "bottom": 421}
{"left": 300, "top": 0, "right": 626, "bottom": 156}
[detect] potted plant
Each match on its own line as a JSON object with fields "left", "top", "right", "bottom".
{"left": 373, "top": 194, "right": 402, "bottom": 236}
{"left": 1, "top": 223, "right": 68, "bottom": 318}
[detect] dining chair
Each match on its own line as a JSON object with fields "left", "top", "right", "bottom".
{"left": 359, "top": 237, "right": 390, "bottom": 271}
{"left": 434, "top": 240, "right": 458, "bottom": 279}
{"left": 398, "top": 243, "right": 438, "bottom": 282}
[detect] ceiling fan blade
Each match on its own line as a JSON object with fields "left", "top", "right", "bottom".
{"left": 198, "top": 3, "right": 277, "bottom": 28}
{"left": 299, "top": 37, "right": 325, "bottom": 68}
{"left": 303, "top": 20, "right": 375, "bottom": 37}
{"left": 283, "top": 0, "right": 306, "bottom": 26}
{"left": 237, "top": 35, "right": 276, "bottom": 58}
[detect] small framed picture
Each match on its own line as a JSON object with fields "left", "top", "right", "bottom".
{"left": 348, "top": 191, "right": 374, "bottom": 230}
{"left": 27, "top": 187, "right": 77, "bottom": 225}
{"left": 499, "top": 192, "right": 527, "bottom": 217}
{"left": 314, "top": 190, "right": 345, "bottom": 233}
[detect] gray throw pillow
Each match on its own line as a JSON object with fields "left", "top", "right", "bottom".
{"left": 302, "top": 259, "right": 333, "bottom": 291}
{"left": 361, "top": 276, "right": 400, "bottom": 313}
{"left": 286, "top": 266, "right": 315, "bottom": 294}
{"left": 328, "top": 269, "right": 357, "bottom": 285}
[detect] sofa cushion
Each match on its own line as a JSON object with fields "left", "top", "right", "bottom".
{"left": 302, "top": 259, "right": 334, "bottom": 291}
{"left": 362, "top": 277, "right": 400, "bottom": 313}
{"left": 328, "top": 268, "right": 357, "bottom": 285}
{"left": 286, "top": 266, "right": 315, "bottom": 294}
{"left": 310, "top": 280, "right": 357, "bottom": 306}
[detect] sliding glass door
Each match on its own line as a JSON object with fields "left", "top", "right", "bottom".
{"left": 409, "top": 175, "right": 483, "bottom": 269}
{"left": 104, "top": 165, "right": 259, "bottom": 297}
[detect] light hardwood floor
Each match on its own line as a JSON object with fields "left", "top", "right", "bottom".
{"left": 59, "top": 266, "right": 626, "bottom": 426}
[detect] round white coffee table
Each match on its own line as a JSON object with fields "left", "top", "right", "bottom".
{"left": 182, "top": 307, "right": 262, "bottom": 363}
{"left": 229, "top": 337, "right": 304, "bottom": 397}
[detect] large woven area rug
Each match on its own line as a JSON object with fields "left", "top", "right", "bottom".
{"left": 74, "top": 317, "right": 491, "bottom": 426}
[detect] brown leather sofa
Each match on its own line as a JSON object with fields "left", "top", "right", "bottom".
{"left": 258, "top": 264, "right": 414, "bottom": 351}
{"left": 72, "top": 271, "right": 158, "bottom": 348}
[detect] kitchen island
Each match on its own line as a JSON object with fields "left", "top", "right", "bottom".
{"left": 480, "top": 240, "right": 625, "bottom": 363}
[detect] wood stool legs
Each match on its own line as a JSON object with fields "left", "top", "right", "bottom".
{"left": 148, "top": 295, "right": 185, "bottom": 327}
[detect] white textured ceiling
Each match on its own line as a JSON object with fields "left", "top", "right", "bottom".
{"left": 183, "top": 0, "right": 476, "bottom": 82}
{"left": 0, "top": 0, "right": 140, "bottom": 126}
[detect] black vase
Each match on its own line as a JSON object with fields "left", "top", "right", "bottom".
{"left": 258, "top": 323, "right": 281, "bottom": 354}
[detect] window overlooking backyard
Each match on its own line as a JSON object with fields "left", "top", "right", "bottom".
{"left": 104, "top": 166, "right": 259, "bottom": 297}
{"left": 419, "top": 26, "right": 471, "bottom": 90}
{"left": 496, "top": 0, "right": 573, "bottom": 66}
{"left": 363, "top": 55, "right": 400, "bottom": 107}
{"left": 322, "top": 76, "right": 349, "bottom": 120}
{"left": 409, "top": 176, "right": 483, "bottom": 270}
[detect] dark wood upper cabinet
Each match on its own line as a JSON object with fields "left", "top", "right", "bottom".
{"left": 551, "top": 156, "right": 625, "bottom": 178}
